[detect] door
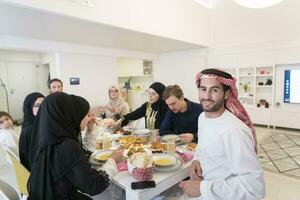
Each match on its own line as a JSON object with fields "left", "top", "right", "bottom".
{"left": 37, "top": 63, "right": 50, "bottom": 95}
{"left": 6, "top": 62, "right": 39, "bottom": 120}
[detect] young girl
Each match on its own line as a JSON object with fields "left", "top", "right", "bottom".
{"left": 0, "top": 111, "right": 19, "bottom": 156}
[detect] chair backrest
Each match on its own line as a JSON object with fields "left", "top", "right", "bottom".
{"left": 0, "top": 179, "right": 20, "bottom": 200}
{"left": 5, "top": 149, "right": 30, "bottom": 196}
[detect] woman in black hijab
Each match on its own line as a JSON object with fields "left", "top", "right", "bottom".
{"left": 118, "top": 82, "right": 168, "bottom": 129}
{"left": 28, "top": 92, "right": 123, "bottom": 200}
{"left": 19, "top": 92, "right": 45, "bottom": 171}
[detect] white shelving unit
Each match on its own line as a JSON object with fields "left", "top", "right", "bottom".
{"left": 224, "top": 66, "right": 274, "bottom": 107}
{"left": 223, "top": 66, "right": 275, "bottom": 126}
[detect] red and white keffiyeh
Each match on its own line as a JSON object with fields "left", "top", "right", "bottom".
{"left": 196, "top": 71, "right": 257, "bottom": 153}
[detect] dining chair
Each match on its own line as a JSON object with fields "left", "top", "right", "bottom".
{"left": 4, "top": 147, "right": 30, "bottom": 197}
{"left": 0, "top": 179, "right": 20, "bottom": 200}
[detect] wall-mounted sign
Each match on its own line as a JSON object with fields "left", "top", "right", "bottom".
{"left": 70, "top": 77, "right": 80, "bottom": 85}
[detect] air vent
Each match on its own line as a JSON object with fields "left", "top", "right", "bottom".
{"left": 69, "top": 0, "right": 94, "bottom": 7}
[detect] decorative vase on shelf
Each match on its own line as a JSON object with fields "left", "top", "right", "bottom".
{"left": 243, "top": 83, "right": 249, "bottom": 94}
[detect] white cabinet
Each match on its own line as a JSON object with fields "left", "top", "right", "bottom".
{"left": 271, "top": 109, "right": 300, "bottom": 129}
{"left": 117, "top": 58, "right": 144, "bottom": 77}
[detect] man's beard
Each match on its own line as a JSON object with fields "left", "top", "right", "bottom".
{"left": 200, "top": 98, "right": 225, "bottom": 112}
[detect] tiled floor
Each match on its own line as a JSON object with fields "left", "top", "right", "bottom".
{"left": 255, "top": 127, "right": 300, "bottom": 200}
{"left": 257, "top": 128, "right": 300, "bottom": 179}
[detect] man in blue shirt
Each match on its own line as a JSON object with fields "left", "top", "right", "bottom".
{"left": 159, "top": 85, "right": 203, "bottom": 143}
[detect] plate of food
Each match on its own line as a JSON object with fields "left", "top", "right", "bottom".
{"left": 123, "top": 145, "right": 152, "bottom": 157}
{"left": 152, "top": 154, "right": 177, "bottom": 167}
{"left": 151, "top": 141, "right": 167, "bottom": 153}
{"left": 160, "top": 134, "right": 180, "bottom": 143}
{"left": 187, "top": 142, "right": 197, "bottom": 151}
{"left": 101, "top": 118, "right": 115, "bottom": 127}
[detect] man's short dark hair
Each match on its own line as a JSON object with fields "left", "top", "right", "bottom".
{"left": 162, "top": 85, "right": 184, "bottom": 100}
{"left": 48, "top": 78, "right": 63, "bottom": 89}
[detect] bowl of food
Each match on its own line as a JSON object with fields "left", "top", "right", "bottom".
{"left": 93, "top": 150, "right": 114, "bottom": 162}
{"left": 128, "top": 153, "right": 154, "bottom": 181}
{"left": 152, "top": 154, "right": 177, "bottom": 167}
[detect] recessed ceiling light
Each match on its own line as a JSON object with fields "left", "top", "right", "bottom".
{"left": 194, "top": 0, "right": 216, "bottom": 8}
{"left": 69, "top": 0, "right": 94, "bottom": 7}
{"left": 233, "top": 0, "right": 284, "bottom": 8}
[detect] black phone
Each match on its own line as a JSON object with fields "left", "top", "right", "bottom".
{"left": 131, "top": 180, "right": 156, "bottom": 190}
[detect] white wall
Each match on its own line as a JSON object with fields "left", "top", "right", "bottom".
{"left": 0, "top": 36, "right": 160, "bottom": 110}
{"left": 58, "top": 52, "right": 118, "bottom": 107}
{"left": 0, "top": 61, "right": 8, "bottom": 111}
{"left": 41, "top": 53, "right": 59, "bottom": 78}
{"left": 156, "top": 38, "right": 300, "bottom": 110}
{"left": 154, "top": 50, "right": 207, "bottom": 102}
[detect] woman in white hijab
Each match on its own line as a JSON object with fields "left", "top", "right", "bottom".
{"left": 91, "top": 86, "right": 129, "bottom": 119}
{"left": 104, "top": 85, "right": 129, "bottom": 118}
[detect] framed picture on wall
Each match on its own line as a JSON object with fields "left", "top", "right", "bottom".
{"left": 143, "top": 60, "right": 153, "bottom": 75}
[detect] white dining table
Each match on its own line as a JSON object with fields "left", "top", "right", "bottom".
{"left": 111, "top": 160, "right": 192, "bottom": 200}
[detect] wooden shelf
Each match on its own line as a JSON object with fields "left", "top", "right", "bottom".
{"left": 256, "top": 74, "right": 272, "bottom": 77}
{"left": 239, "top": 75, "right": 255, "bottom": 77}
{"left": 256, "top": 85, "right": 272, "bottom": 88}
{"left": 239, "top": 96, "right": 254, "bottom": 99}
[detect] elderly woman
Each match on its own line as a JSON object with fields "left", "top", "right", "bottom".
{"left": 28, "top": 92, "right": 123, "bottom": 200}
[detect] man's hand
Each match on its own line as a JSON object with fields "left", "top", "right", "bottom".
{"left": 179, "top": 133, "right": 194, "bottom": 143}
{"left": 189, "top": 160, "right": 202, "bottom": 180}
{"left": 110, "top": 148, "right": 124, "bottom": 163}
{"left": 179, "top": 179, "right": 201, "bottom": 198}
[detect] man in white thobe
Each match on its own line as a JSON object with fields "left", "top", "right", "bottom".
{"left": 180, "top": 68, "right": 265, "bottom": 200}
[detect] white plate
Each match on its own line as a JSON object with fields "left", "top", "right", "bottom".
{"left": 152, "top": 154, "right": 177, "bottom": 167}
{"left": 109, "top": 134, "right": 122, "bottom": 140}
{"left": 160, "top": 134, "right": 180, "bottom": 143}
{"left": 123, "top": 147, "right": 152, "bottom": 158}
{"left": 133, "top": 129, "right": 151, "bottom": 136}
{"left": 154, "top": 157, "right": 182, "bottom": 172}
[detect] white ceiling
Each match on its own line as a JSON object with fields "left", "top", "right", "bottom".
{"left": 211, "top": 0, "right": 300, "bottom": 47}
{"left": 1, "top": 0, "right": 300, "bottom": 52}
{"left": 0, "top": 3, "right": 204, "bottom": 53}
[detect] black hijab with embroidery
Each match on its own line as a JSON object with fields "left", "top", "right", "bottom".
{"left": 19, "top": 92, "right": 45, "bottom": 170}
{"left": 28, "top": 92, "right": 90, "bottom": 200}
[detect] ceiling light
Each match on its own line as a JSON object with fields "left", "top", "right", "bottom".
{"left": 233, "top": 0, "right": 284, "bottom": 8}
{"left": 69, "top": 0, "right": 94, "bottom": 7}
{"left": 194, "top": 0, "right": 216, "bottom": 8}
